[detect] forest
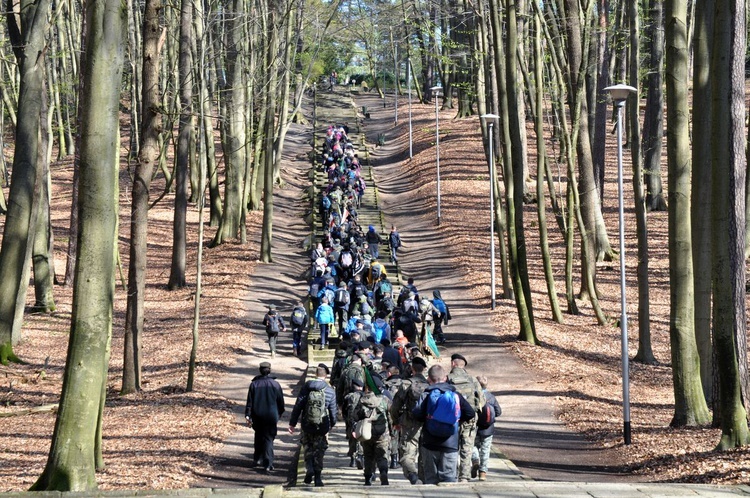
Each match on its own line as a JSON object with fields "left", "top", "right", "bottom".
{"left": 0, "top": 0, "right": 749, "bottom": 490}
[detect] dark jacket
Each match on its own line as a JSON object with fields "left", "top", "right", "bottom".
{"left": 477, "top": 390, "right": 502, "bottom": 438}
{"left": 381, "top": 345, "right": 401, "bottom": 373}
{"left": 245, "top": 374, "right": 285, "bottom": 424}
{"left": 289, "top": 379, "right": 337, "bottom": 434}
{"left": 263, "top": 312, "right": 286, "bottom": 335}
{"left": 412, "top": 382, "right": 475, "bottom": 452}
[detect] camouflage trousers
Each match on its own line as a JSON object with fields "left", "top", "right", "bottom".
{"left": 361, "top": 433, "right": 390, "bottom": 476}
{"left": 398, "top": 423, "right": 422, "bottom": 478}
{"left": 345, "top": 421, "right": 363, "bottom": 458}
{"left": 301, "top": 432, "right": 329, "bottom": 473}
{"left": 458, "top": 419, "right": 477, "bottom": 480}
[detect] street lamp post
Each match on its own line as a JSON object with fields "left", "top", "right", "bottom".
{"left": 604, "top": 83, "right": 637, "bottom": 446}
{"left": 481, "top": 114, "right": 499, "bottom": 310}
{"left": 430, "top": 86, "right": 443, "bottom": 225}
{"left": 407, "top": 58, "right": 413, "bottom": 159}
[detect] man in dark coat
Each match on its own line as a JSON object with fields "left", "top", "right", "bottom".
{"left": 245, "top": 361, "right": 286, "bottom": 471}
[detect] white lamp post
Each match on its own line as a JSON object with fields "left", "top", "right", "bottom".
{"left": 430, "top": 86, "right": 443, "bottom": 225}
{"left": 407, "top": 58, "right": 413, "bottom": 159}
{"left": 604, "top": 83, "right": 637, "bottom": 446}
{"left": 481, "top": 114, "right": 499, "bottom": 310}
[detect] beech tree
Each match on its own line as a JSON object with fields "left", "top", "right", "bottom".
{"left": 31, "top": 0, "right": 125, "bottom": 487}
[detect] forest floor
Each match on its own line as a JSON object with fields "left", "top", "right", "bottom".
{"left": 1, "top": 86, "right": 749, "bottom": 491}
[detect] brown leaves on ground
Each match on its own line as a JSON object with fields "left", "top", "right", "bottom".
{"left": 384, "top": 98, "right": 750, "bottom": 484}
{"left": 0, "top": 150, "right": 261, "bottom": 491}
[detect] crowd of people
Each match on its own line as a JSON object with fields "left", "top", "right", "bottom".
{"left": 243, "top": 123, "right": 502, "bottom": 487}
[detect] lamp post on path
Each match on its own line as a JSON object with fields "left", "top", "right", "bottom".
{"left": 480, "top": 114, "right": 499, "bottom": 310}
{"left": 604, "top": 83, "right": 637, "bottom": 446}
{"left": 430, "top": 85, "right": 443, "bottom": 225}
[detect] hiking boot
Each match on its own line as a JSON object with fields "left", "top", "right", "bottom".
{"left": 408, "top": 473, "right": 419, "bottom": 485}
{"left": 303, "top": 472, "right": 313, "bottom": 485}
{"left": 471, "top": 461, "right": 479, "bottom": 478}
{"left": 314, "top": 471, "right": 324, "bottom": 487}
{"left": 364, "top": 474, "right": 373, "bottom": 486}
{"left": 379, "top": 471, "right": 389, "bottom": 485}
{"left": 478, "top": 471, "right": 487, "bottom": 481}
{"left": 389, "top": 455, "right": 398, "bottom": 469}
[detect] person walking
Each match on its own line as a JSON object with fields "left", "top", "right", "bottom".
{"left": 353, "top": 379, "right": 393, "bottom": 486}
{"left": 472, "top": 375, "right": 502, "bottom": 481}
{"left": 262, "top": 305, "right": 286, "bottom": 358}
{"left": 244, "top": 361, "right": 285, "bottom": 472}
{"left": 289, "top": 302, "right": 308, "bottom": 357}
{"left": 388, "top": 225, "right": 401, "bottom": 263}
{"left": 366, "top": 225, "right": 382, "bottom": 260}
{"left": 314, "top": 296, "right": 334, "bottom": 350}
{"left": 448, "top": 353, "right": 485, "bottom": 482}
{"left": 411, "top": 364, "right": 475, "bottom": 484}
{"left": 390, "top": 356, "right": 429, "bottom": 484}
{"left": 289, "top": 364, "right": 337, "bottom": 487}
{"left": 431, "top": 290, "right": 451, "bottom": 344}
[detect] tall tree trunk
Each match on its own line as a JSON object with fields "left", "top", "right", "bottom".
{"left": 0, "top": 0, "right": 52, "bottom": 364}
{"left": 711, "top": 0, "right": 749, "bottom": 450}
{"left": 32, "top": 107, "right": 56, "bottom": 313}
{"left": 691, "top": 0, "right": 714, "bottom": 404}
{"left": 168, "top": 0, "right": 194, "bottom": 290}
{"left": 123, "top": 0, "right": 162, "bottom": 394}
{"left": 260, "top": 0, "right": 279, "bottom": 263}
{"left": 31, "top": 0, "right": 124, "bottom": 487}
{"left": 629, "top": 0, "right": 654, "bottom": 364}
{"left": 665, "top": 0, "right": 710, "bottom": 427}
{"left": 643, "top": 0, "right": 667, "bottom": 211}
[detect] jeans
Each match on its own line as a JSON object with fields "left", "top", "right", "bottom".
{"left": 291, "top": 326, "right": 303, "bottom": 351}
{"left": 320, "top": 323, "right": 330, "bottom": 347}
{"left": 267, "top": 333, "right": 278, "bottom": 354}
{"left": 472, "top": 433, "right": 493, "bottom": 473}
{"left": 420, "top": 447, "right": 458, "bottom": 484}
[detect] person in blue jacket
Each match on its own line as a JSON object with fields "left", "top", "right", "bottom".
{"left": 315, "top": 296, "right": 335, "bottom": 350}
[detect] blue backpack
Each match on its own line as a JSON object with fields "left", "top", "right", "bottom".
{"left": 373, "top": 320, "right": 388, "bottom": 342}
{"left": 432, "top": 298, "right": 447, "bottom": 315}
{"left": 425, "top": 388, "right": 460, "bottom": 438}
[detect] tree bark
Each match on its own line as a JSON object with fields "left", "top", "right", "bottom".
{"left": 665, "top": 0, "right": 710, "bottom": 427}
{"left": 31, "top": 0, "right": 124, "bottom": 487}
{"left": 123, "top": 0, "right": 162, "bottom": 394}
{"left": 643, "top": 0, "right": 667, "bottom": 212}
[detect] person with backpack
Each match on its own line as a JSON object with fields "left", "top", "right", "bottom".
{"left": 390, "top": 356, "right": 429, "bottom": 484}
{"left": 288, "top": 364, "right": 337, "bottom": 487}
{"left": 338, "top": 244, "right": 356, "bottom": 282}
{"left": 309, "top": 270, "right": 326, "bottom": 314}
{"left": 289, "top": 302, "right": 308, "bottom": 357}
{"left": 371, "top": 312, "right": 391, "bottom": 344}
{"left": 388, "top": 225, "right": 401, "bottom": 264}
{"left": 334, "top": 281, "right": 350, "bottom": 334}
{"left": 337, "top": 351, "right": 365, "bottom": 406}
{"left": 366, "top": 225, "right": 382, "bottom": 259}
{"left": 368, "top": 260, "right": 386, "bottom": 290}
{"left": 373, "top": 274, "right": 392, "bottom": 305}
{"left": 472, "top": 375, "right": 502, "bottom": 481}
{"left": 244, "top": 361, "right": 285, "bottom": 472}
{"left": 448, "top": 353, "right": 486, "bottom": 482}
{"left": 343, "top": 376, "right": 365, "bottom": 468}
{"left": 411, "top": 364, "right": 475, "bottom": 484}
{"left": 314, "top": 297, "right": 335, "bottom": 350}
{"left": 431, "top": 290, "right": 451, "bottom": 345}
{"left": 262, "top": 305, "right": 286, "bottom": 358}
{"left": 352, "top": 378, "right": 393, "bottom": 485}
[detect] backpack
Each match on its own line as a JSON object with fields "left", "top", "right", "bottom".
{"left": 335, "top": 288, "right": 350, "bottom": 307}
{"left": 397, "top": 286, "right": 410, "bottom": 306}
{"left": 322, "top": 195, "right": 332, "bottom": 210}
{"left": 267, "top": 314, "right": 281, "bottom": 334}
{"left": 449, "top": 369, "right": 486, "bottom": 414}
{"left": 432, "top": 298, "right": 447, "bottom": 315}
{"left": 371, "top": 264, "right": 382, "bottom": 281}
{"left": 477, "top": 402, "right": 496, "bottom": 430}
{"left": 425, "top": 389, "right": 460, "bottom": 438}
{"left": 378, "top": 280, "right": 392, "bottom": 296}
{"left": 304, "top": 388, "right": 329, "bottom": 434}
{"left": 291, "top": 307, "right": 306, "bottom": 326}
{"left": 309, "top": 281, "right": 321, "bottom": 298}
{"left": 400, "top": 377, "right": 428, "bottom": 419}
{"left": 340, "top": 251, "right": 353, "bottom": 268}
{"left": 373, "top": 320, "right": 388, "bottom": 342}
{"left": 381, "top": 296, "right": 396, "bottom": 313}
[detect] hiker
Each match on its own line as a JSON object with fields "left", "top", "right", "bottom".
{"left": 262, "top": 304, "right": 286, "bottom": 358}
{"left": 384, "top": 365, "right": 404, "bottom": 469}
{"left": 289, "top": 364, "right": 337, "bottom": 487}
{"left": 366, "top": 225, "right": 382, "bottom": 260}
{"left": 431, "top": 290, "right": 451, "bottom": 345}
{"left": 343, "top": 376, "right": 365, "bottom": 469}
{"left": 314, "top": 296, "right": 335, "bottom": 350}
{"left": 289, "top": 302, "right": 308, "bottom": 357}
{"left": 448, "top": 353, "right": 486, "bottom": 482}
{"left": 411, "top": 364, "right": 475, "bottom": 484}
{"left": 337, "top": 351, "right": 365, "bottom": 407}
{"left": 352, "top": 374, "right": 392, "bottom": 485}
{"left": 472, "top": 375, "right": 502, "bottom": 481}
{"left": 372, "top": 312, "right": 391, "bottom": 344}
{"left": 309, "top": 270, "right": 327, "bottom": 313}
{"left": 245, "top": 361, "right": 285, "bottom": 472}
{"left": 392, "top": 308, "right": 422, "bottom": 344}
{"left": 390, "top": 356, "right": 429, "bottom": 484}
{"left": 388, "top": 225, "right": 401, "bottom": 263}
{"left": 334, "top": 281, "right": 351, "bottom": 334}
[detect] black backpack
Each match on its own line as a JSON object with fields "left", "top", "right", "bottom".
{"left": 267, "top": 314, "right": 281, "bottom": 334}
{"left": 291, "top": 307, "right": 306, "bottom": 326}
{"left": 335, "top": 288, "right": 350, "bottom": 307}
